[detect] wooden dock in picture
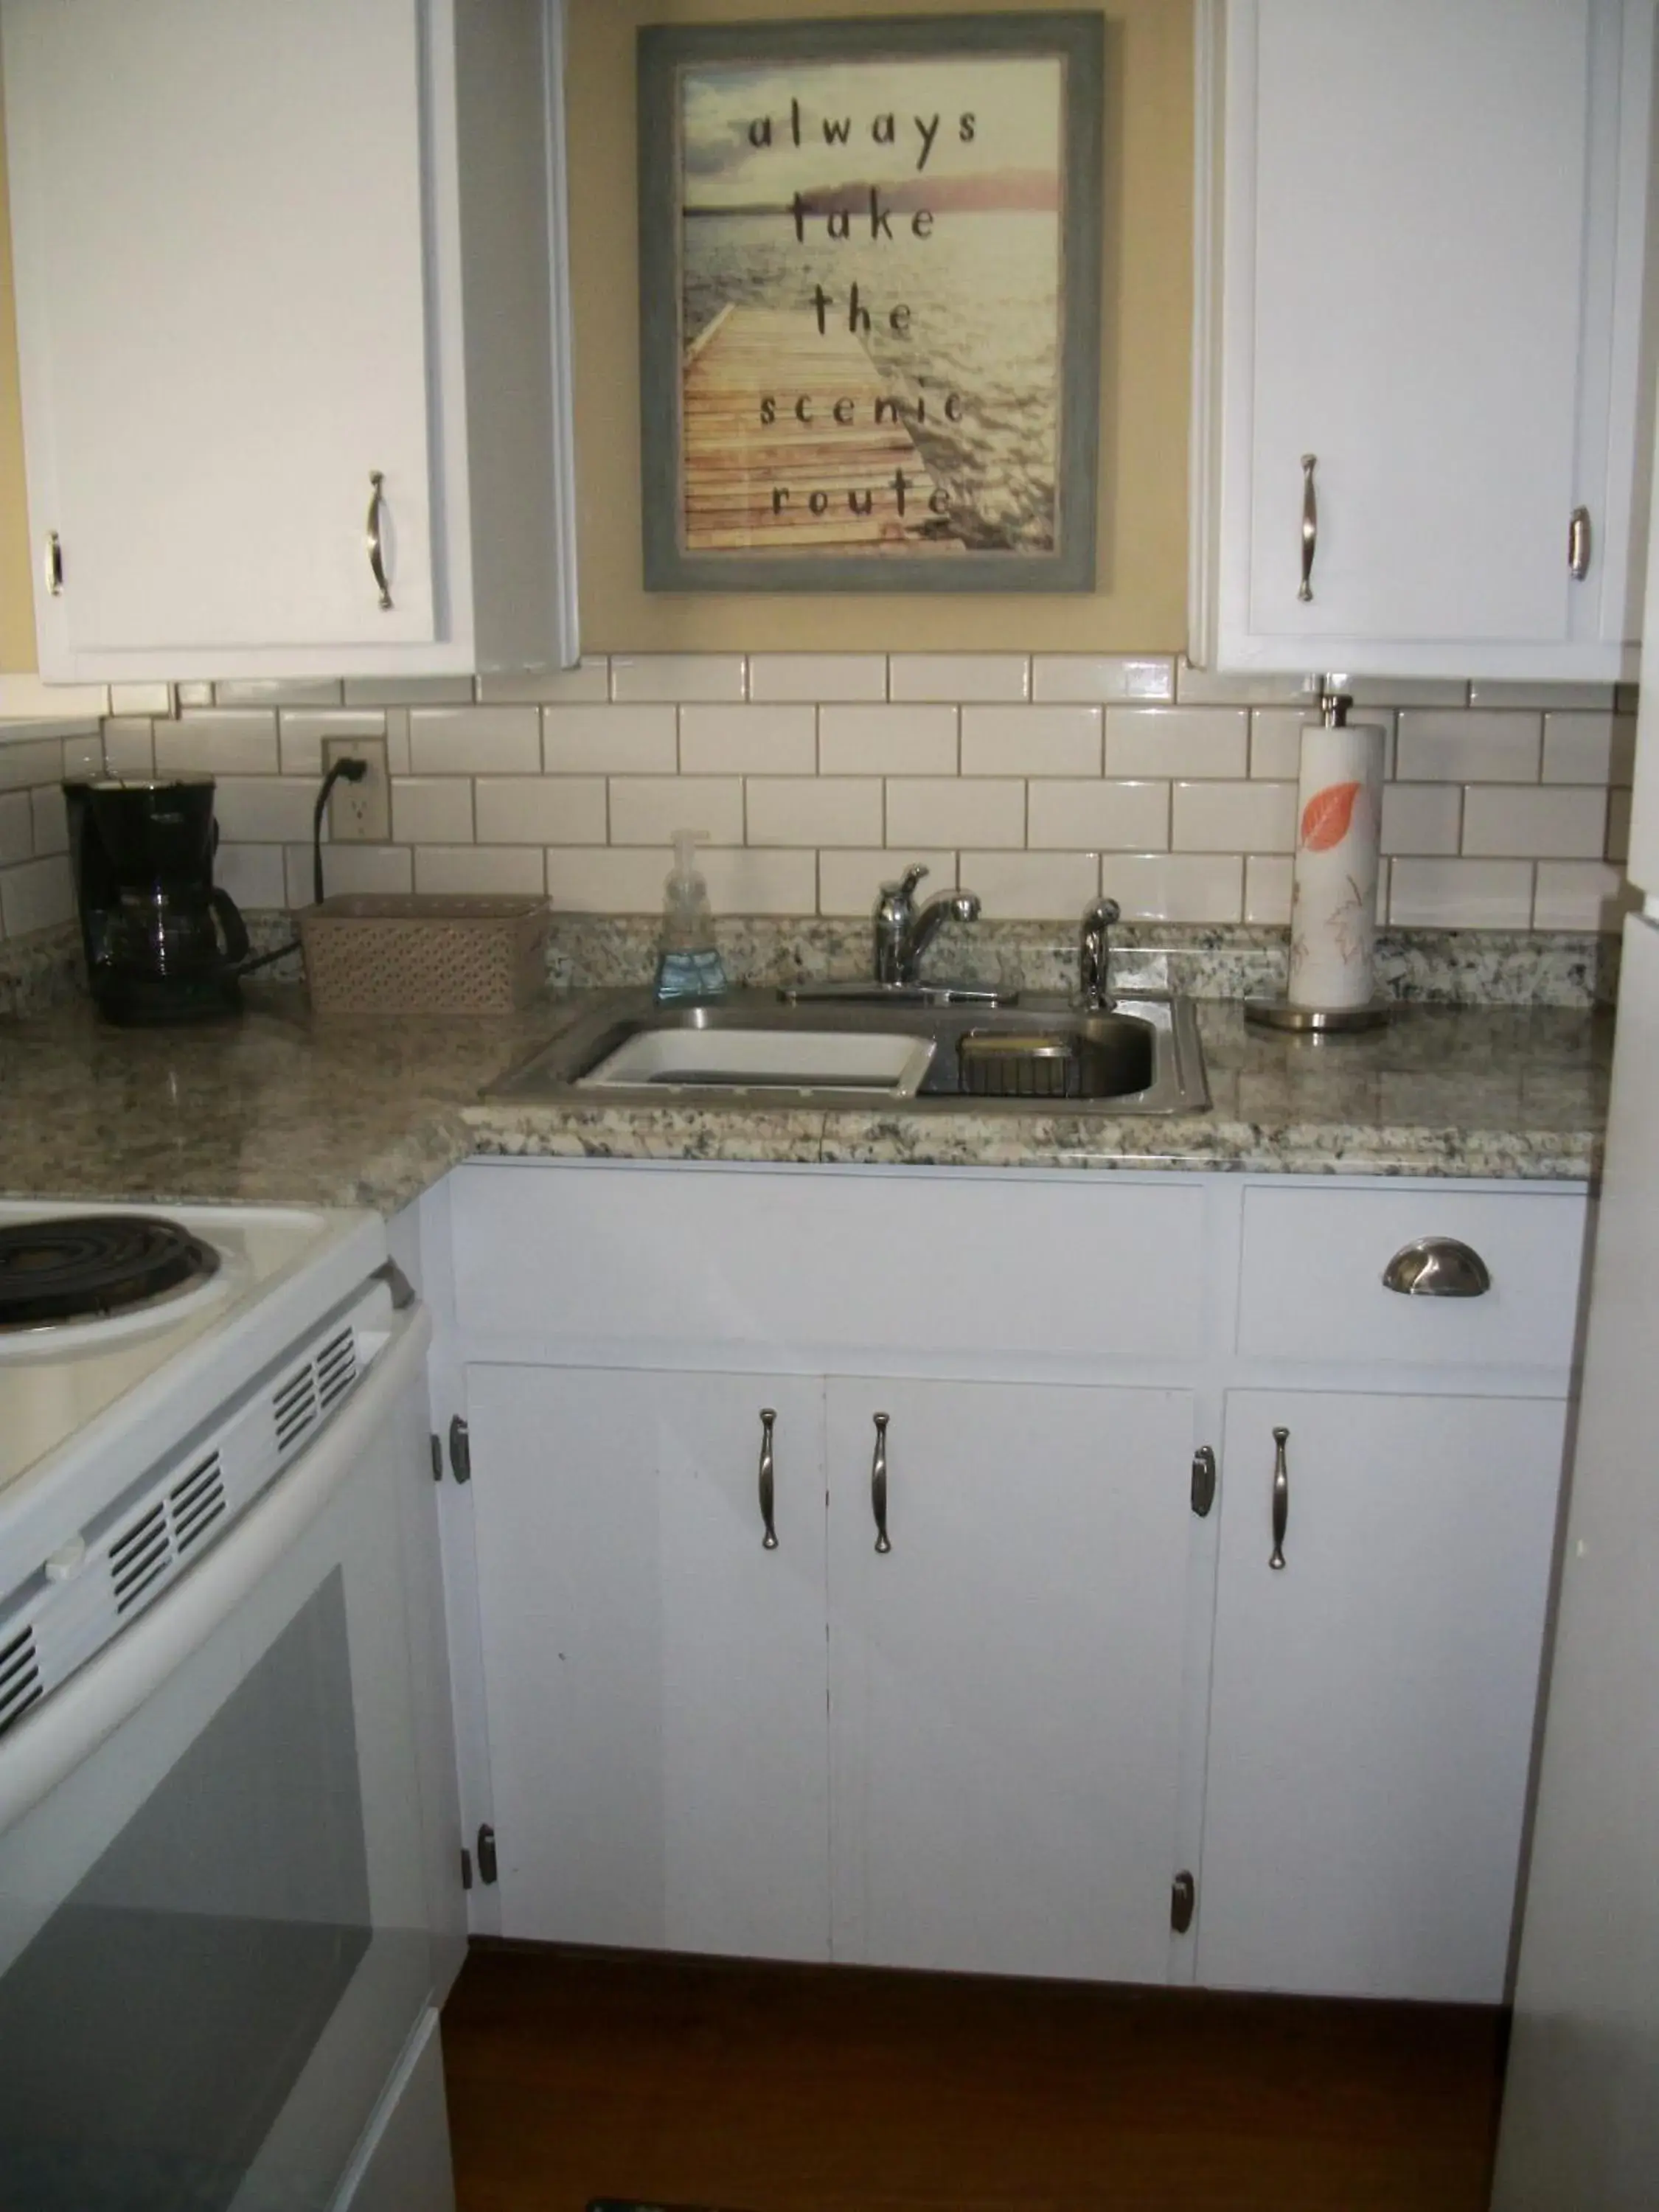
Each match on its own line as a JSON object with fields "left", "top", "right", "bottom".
{"left": 681, "top": 304, "right": 964, "bottom": 554}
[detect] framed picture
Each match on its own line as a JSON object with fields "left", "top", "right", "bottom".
{"left": 637, "top": 13, "right": 1104, "bottom": 593}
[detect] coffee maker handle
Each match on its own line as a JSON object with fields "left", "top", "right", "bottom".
{"left": 209, "top": 887, "right": 251, "bottom": 966}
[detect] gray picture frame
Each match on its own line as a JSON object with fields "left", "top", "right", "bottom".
{"left": 637, "top": 13, "right": 1105, "bottom": 594}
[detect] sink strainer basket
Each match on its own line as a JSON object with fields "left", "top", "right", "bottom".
{"left": 297, "top": 894, "right": 549, "bottom": 1015}
{"left": 957, "top": 1031, "right": 1083, "bottom": 1100}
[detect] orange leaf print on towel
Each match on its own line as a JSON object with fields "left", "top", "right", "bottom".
{"left": 1300, "top": 780, "right": 1363, "bottom": 852}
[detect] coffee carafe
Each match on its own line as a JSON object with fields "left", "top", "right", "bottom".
{"left": 64, "top": 776, "right": 252, "bottom": 1024}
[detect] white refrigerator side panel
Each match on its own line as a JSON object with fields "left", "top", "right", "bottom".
{"left": 1493, "top": 911, "right": 1659, "bottom": 2207}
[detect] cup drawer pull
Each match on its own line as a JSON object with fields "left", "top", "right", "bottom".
{"left": 1382, "top": 1238, "right": 1492, "bottom": 1298}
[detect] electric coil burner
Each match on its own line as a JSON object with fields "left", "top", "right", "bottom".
{"left": 0, "top": 1214, "right": 221, "bottom": 1330}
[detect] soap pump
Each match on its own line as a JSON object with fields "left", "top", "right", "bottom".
{"left": 653, "top": 830, "right": 730, "bottom": 1004}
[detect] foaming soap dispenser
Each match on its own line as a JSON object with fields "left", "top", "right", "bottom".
{"left": 653, "top": 830, "right": 730, "bottom": 1004}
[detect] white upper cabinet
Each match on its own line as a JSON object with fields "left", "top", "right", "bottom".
{"left": 1, "top": 0, "right": 578, "bottom": 680}
{"left": 1191, "top": 1, "right": 1657, "bottom": 680}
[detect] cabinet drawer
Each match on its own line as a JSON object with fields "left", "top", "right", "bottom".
{"left": 453, "top": 1163, "right": 1206, "bottom": 1367}
{"left": 1237, "top": 1186, "right": 1588, "bottom": 1371}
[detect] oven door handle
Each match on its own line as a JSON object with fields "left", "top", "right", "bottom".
{"left": 0, "top": 1305, "right": 432, "bottom": 1842}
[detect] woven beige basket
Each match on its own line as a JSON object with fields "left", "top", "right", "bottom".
{"left": 297, "top": 894, "right": 549, "bottom": 1015}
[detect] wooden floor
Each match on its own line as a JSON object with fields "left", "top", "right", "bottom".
{"left": 682, "top": 305, "right": 960, "bottom": 554}
{"left": 442, "top": 1944, "right": 1506, "bottom": 2212}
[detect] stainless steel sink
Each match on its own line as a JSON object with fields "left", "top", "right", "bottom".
{"left": 489, "top": 991, "right": 1210, "bottom": 1115}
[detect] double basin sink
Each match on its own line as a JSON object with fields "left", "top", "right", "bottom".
{"left": 492, "top": 986, "right": 1209, "bottom": 1116}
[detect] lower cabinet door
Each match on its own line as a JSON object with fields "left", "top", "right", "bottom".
{"left": 466, "top": 1366, "right": 830, "bottom": 1959}
{"left": 825, "top": 1378, "right": 1196, "bottom": 1983}
{"left": 1199, "top": 1391, "right": 1566, "bottom": 2003}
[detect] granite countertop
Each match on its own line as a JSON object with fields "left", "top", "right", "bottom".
{"left": 0, "top": 985, "right": 1613, "bottom": 1214}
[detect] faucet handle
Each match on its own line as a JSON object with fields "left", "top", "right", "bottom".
{"left": 1082, "top": 896, "right": 1121, "bottom": 931}
{"left": 881, "top": 863, "right": 930, "bottom": 909}
{"left": 1079, "top": 896, "right": 1121, "bottom": 1012}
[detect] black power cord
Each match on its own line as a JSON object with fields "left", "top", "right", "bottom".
{"left": 234, "top": 755, "right": 371, "bottom": 978}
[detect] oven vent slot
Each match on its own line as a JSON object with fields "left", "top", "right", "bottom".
{"left": 0, "top": 1625, "right": 42, "bottom": 1736}
{"left": 316, "top": 1326, "right": 358, "bottom": 1413}
{"left": 273, "top": 1363, "right": 320, "bottom": 1454}
{"left": 111, "top": 1501, "right": 174, "bottom": 1613}
{"left": 169, "top": 1452, "right": 226, "bottom": 1555}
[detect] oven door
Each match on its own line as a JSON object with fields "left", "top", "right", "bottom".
{"left": 0, "top": 1306, "right": 448, "bottom": 2211}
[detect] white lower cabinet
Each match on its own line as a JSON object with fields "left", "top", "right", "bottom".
{"left": 445, "top": 1161, "right": 1587, "bottom": 2003}
{"left": 1198, "top": 1392, "right": 1566, "bottom": 2003}
{"left": 467, "top": 1366, "right": 830, "bottom": 1961}
{"left": 824, "top": 1379, "right": 1194, "bottom": 1982}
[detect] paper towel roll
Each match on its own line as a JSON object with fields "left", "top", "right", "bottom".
{"left": 1287, "top": 715, "right": 1386, "bottom": 1010}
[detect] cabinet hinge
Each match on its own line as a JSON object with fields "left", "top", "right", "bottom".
{"left": 448, "top": 1415, "right": 472, "bottom": 1484}
{"left": 1190, "top": 1446, "right": 1217, "bottom": 1517}
{"left": 460, "top": 1846, "right": 474, "bottom": 1891}
{"left": 1171, "top": 1870, "right": 1197, "bottom": 1935}
{"left": 430, "top": 1433, "right": 444, "bottom": 1483}
{"left": 477, "top": 1823, "right": 498, "bottom": 1885}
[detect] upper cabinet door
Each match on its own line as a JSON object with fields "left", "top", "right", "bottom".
{"left": 2, "top": 0, "right": 438, "bottom": 656}
{"left": 1193, "top": 0, "right": 1657, "bottom": 678}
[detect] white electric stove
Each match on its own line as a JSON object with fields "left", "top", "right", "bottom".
{"left": 0, "top": 1198, "right": 458, "bottom": 2212}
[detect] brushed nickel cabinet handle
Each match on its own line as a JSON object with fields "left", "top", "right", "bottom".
{"left": 871, "top": 1412, "right": 891, "bottom": 1555}
{"left": 1298, "top": 454, "right": 1318, "bottom": 602}
{"left": 757, "top": 1408, "right": 778, "bottom": 1551}
{"left": 1269, "top": 1426, "right": 1290, "bottom": 1571}
{"left": 1382, "top": 1238, "right": 1492, "bottom": 1298}
{"left": 43, "top": 532, "right": 63, "bottom": 597}
{"left": 1568, "top": 505, "right": 1592, "bottom": 581}
{"left": 366, "top": 470, "right": 393, "bottom": 610}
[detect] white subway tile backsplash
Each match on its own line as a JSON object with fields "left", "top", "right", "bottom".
{"left": 886, "top": 777, "right": 1023, "bottom": 849}
{"left": 699, "top": 847, "right": 818, "bottom": 914}
{"left": 1244, "top": 854, "right": 1293, "bottom": 925}
{"left": 1346, "top": 678, "right": 1467, "bottom": 709}
{"left": 1608, "top": 787, "right": 1632, "bottom": 863}
{"left": 1469, "top": 681, "right": 1617, "bottom": 711}
{"left": 1461, "top": 785, "right": 1607, "bottom": 860}
{"left": 890, "top": 654, "right": 1029, "bottom": 703}
{"left": 0, "top": 853, "right": 74, "bottom": 937}
{"left": 392, "top": 777, "right": 475, "bottom": 845}
{"left": 278, "top": 709, "right": 386, "bottom": 779}
{"left": 1541, "top": 711, "right": 1636, "bottom": 787}
{"left": 681, "top": 705, "right": 816, "bottom": 776}
{"left": 1099, "top": 852, "right": 1244, "bottom": 923}
{"left": 307, "top": 843, "right": 413, "bottom": 900}
{"left": 1395, "top": 709, "right": 1542, "bottom": 783}
{"left": 819, "top": 705, "right": 957, "bottom": 776}
{"left": 1534, "top": 860, "right": 1630, "bottom": 931}
{"left": 212, "top": 777, "right": 319, "bottom": 843}
{"left": 0, "top": 793, "right": 33, "bottom": 868}
{"left": 410, "top": 706, "right": 540, "bottom": 775}
{"left": 546, "top": 846, "right": 670, "bottom": 912}
{"left": 1026, "top": 779, "right": 1168, "bottom": 852}
{"left": 476, "top": 776, "right": 606, "bottom": 846}
{"left": 108, "top": 683, "right": 174, "bottom": 719}
{"left": 1389, "top": 858, "right": 1535, "bottom": 928}
{"left": 1173, "top": 779, "right": 1296, "bottom": 854}
{"left": 175, "top": 683, "right": 214, "bottom": 710}
{"left": 610, "top": 654, "right": 746, "bottom": 703}
{"left": 343, "top": 677, "right": 474, "bottom": 708}
{"left": 476, "top": 658, "right": 611, "bottom": 705}
{"left": 745, "top": 777, "right": 881, "bottom": 847}
{"left": 414, "top": 845, "right": 544, "bottom": 897}
{"left": 817, "top": 848, "right": 957, "bottom": 917}
{"left": 959, "top": 849, "right": 1100, "bottom": 918}
{"left": 1248, "top": 708, "right": 1308, "bottom": 782}
{"left": 1106, "top": 707, "right": 1249, "bottom": 780}
{"left": 0, "top": 740, "right": 62, "bottom": 791}
{"left": 215, "top": 679, "right": 341, "bottom": 709}
{"left": 29, "top": 784, "right": 68, "bottom": 857}
{"left": 748, "top": 653, "right": 888, "bottom": 703}
{"left": 215, "top": 842, "right": 288, "bottom": 911}
{"left": 1032, "top": 655, "right": 1175, "bottom": 704}
{"left": 62, "top": 736, "right": 106, "bottom": 781}
{"left": 1381, "top": 782, "right": 1463, "bottom": 857}
{"left": 543, "top": 705, "right": 678, "bottom": 776}
{"left": 157, "top": 712, "right": 279, "bottom": 777}
{"left": 960, "top": 706, "right": 1101, "bottom": 778}
{"left": 100, "top": 720, "right": 156, "bottom": 779}
{"left": 1175, "top": 663, "right": 1310, "bottom": 708}
{"left": 608, "top": 776, "right": 743, "bottom": 846}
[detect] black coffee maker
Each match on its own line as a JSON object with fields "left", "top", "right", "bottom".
{"left": 64, "top": 777, "right": 252, "bottom": 1024}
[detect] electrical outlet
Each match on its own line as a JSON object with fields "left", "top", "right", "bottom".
{"left": 324, "top": 736, "right": 391, "bottom": 842}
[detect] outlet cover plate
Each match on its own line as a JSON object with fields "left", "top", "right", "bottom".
{"left": 324, "top": 736, "right": 391, "bottom": 842}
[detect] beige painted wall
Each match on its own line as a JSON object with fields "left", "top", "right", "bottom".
{"left": 0, "top": 69, "right": 35, "bottom": 673}
{"left": 568, "top": 0, "right": 1193, "bottom": 653}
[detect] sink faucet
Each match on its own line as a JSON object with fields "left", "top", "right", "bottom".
{"left": 1079, "top": 897, "right": 1120, "bottom": 1011}
{"left": 874, "top": 865, "right": 981, "bottom": 987}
